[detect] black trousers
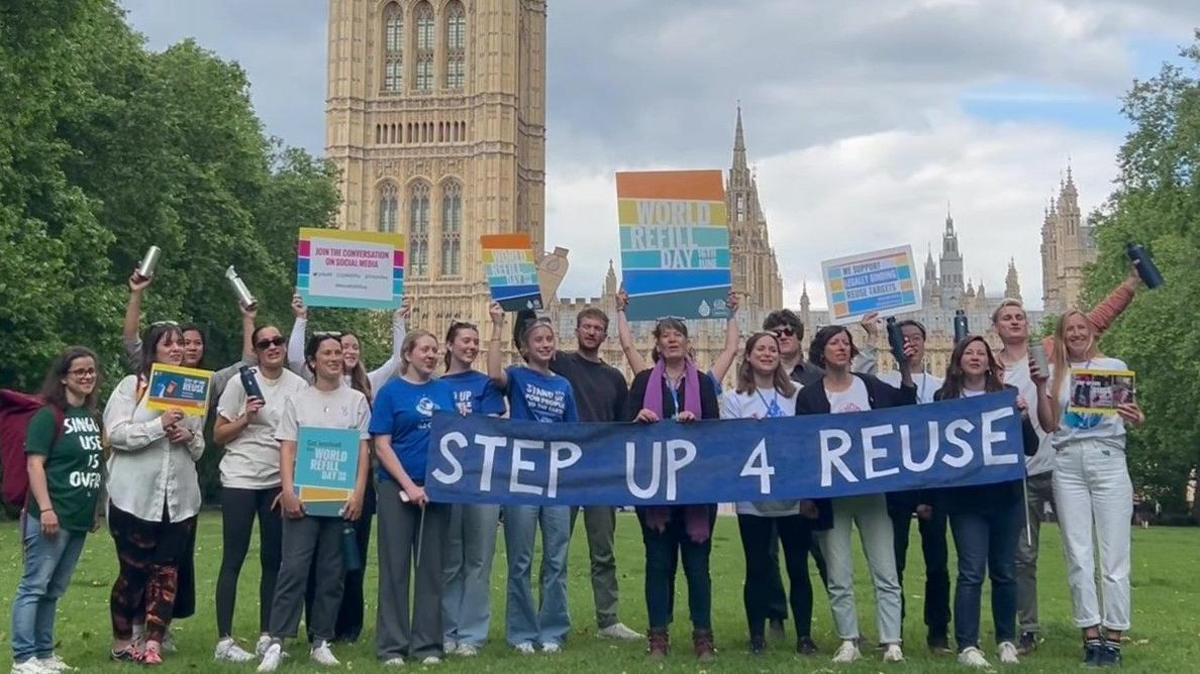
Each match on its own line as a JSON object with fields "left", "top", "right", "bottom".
{"left": 763, "top": 523, "right": 829, "bottom": 622}
{"left": 889, "top": 504, "right": 951, "bottom": 642}
{"left": 216, "top": 486, "right": 283, "bottom": 637}
{"left": 305, "top": 481, "right": 375, "bottom": 643}
{"left": 738, "top": 513, "right": 817, "bottom": 639}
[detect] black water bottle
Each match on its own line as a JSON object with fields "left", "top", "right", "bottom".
{"left": 886, "top": 317, "right": 907, "bottom": 366}
{"left": 1126, "top": 243, "right": 1164, "bottom": 289}
{"left": 341, "top": 523, "right": 362, "bottom": 572}
{"left": 239, "top": 365, "right": 263, "bottom": 400}
{"left": 953, "top": 309, "right": 969, "bottom": 344}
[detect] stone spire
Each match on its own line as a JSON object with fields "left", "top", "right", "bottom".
{"left": 1005, "top": 257, "right": 1021, "bottom": 300}
{"left": 604, "top": 259, "right": 617, "bottom": 296}
{"left": 733, "top": 105, "right": 747, "bottom": 173}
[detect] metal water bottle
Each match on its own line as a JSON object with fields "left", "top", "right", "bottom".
{"left": 953, "top": 309, "right": 969, "bottom": 344}
{"left": 886, "top": 316, "right": 907, "bottom": 366}
{"left": 239, "top": 366, "right": 262, "bottom": 401}
{"left": 134, "top": 245, "right": 162, "bottom": 281}
{"left": 1125, "top": 243, "right": 1164, "bottom": 289}
{"left": 224, "top": 266, "right": 258, "bottom": 310}
{"left": 341, "top": 524, "right": 362, "bottom": 572}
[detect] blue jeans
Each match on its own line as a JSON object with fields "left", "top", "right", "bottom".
{"left": 949, "top": 496, "right": 1022, "bottom": 651}
{"left": 502, "top": 505, "right": 571, "bottom": 647}
{"left": 10, "top": 515, "right": 88, "bottom": 662}
{"left": 442, "top": 504, "right": 501, "bottom": 647}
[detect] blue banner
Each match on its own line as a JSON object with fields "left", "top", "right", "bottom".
{"left": 425, "top": 390, "right": 1026, "bottom": 506}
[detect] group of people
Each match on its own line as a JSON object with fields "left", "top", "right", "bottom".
{"left": 9, "top": 266, "right": 1146, "bottom": 672}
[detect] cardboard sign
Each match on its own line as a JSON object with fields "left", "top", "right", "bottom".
{"left": 617, "top": 170, "right": 732, "bottom": 321}
{"left": 146, "top": 364, "right": 214, "bottom": 417}
{"left": 821, "top": 245, "right": 921, "bottom": 324}
{"left": 297, "top": 228, "right": 405, "bottom": 310}
{"left": 1068, "top": 369, "right": 1137, "bottom": 416}
{"left": 294, "top": 427, "right": 362, "bottom": 517}
{"left": 482, "top": 234, "right": 543, "bottom": 311}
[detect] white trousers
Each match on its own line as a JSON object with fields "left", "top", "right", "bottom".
{"left": 817, "top": 494, "right": 903, "bottom": 643}
{"left": 1053, "top": 438, "right": 1133, "bottom": 631}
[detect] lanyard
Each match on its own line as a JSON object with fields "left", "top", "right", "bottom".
{"left": 664, "top": 375, "right": 682, "bottom": 417}
{"left": 756, "top": 388, "right": 782, "bottom": 418}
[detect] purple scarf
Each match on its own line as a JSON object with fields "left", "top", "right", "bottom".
{"left": 641, "top": 358, "right": 711, "bottom": 543}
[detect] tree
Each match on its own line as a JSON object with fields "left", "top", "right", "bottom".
{"left": 1082, "top": 31, "right": 1200, "bottom": 518}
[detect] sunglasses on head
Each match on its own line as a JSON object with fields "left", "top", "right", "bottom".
{"left": 150, "top": 320, "right": 180, "bottom": 328}
{"left": 769, "top": 326, "right": 796, "bottom": 337}
{"left": 255, "top": 336, "right": 287, "bottom": 350}
{"left": 313, "top": 330, "right": 344, "bottom": 339}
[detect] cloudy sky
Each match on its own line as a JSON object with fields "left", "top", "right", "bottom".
{"left": 120, "top": 0, "right": 1196, "bottom": 309}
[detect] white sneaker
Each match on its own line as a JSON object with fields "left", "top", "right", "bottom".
{"left": 998, "top": 641, "right": 1020, "bottom": 665}
{"left": 882, "top": 644, "right": 905, "bottom": 663}
{"left": 443, "top": 638, "right": 458, "bottom": 653}
{"left": 10, "top": 658, "right": 52, "bottom": 674}
{"left": 421, "top": 656, "right": 442, "bottom": 664}
{"left": 513, "top": 642, "right": 536, "bottom": 655}
{"left": 382, "top": 656, "right": 405, "bottom": 667}
{"left": 957, "top": 646, "right": 992, "bottom": 668}
{"left": 310, "top": 641, "right": 340, "bottom": 667}
{"left": 257, "top": 643, "right": 283, "bottom": 673}
{"left": 832, "top": 639, "right": 861, "bottom": 663}
{"left": 36, "top": 655, "right": 73, "bottom": 673}
{"left": 454, "top": 643, "right": 479, "bottom": 657}
{"left": 541, "top": 642, "right": 561, "bottom": 654}
{"left": 214, "top": 637, "right": 257, "bottom": 663}
{"left": 161, "top": 628, "right": 178, "bottom": 654}
{"left": 255, "top": 635, "right": 272, "bottom": 657}
{"left": 598, "top": 622, "right": 643, "bottom": 640}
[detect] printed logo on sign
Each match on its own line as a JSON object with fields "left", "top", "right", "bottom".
{"left": 698, "top": 299, "right": 711, "bottom": 317}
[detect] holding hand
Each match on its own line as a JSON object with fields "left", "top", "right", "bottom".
{"left": 1116, "top": 402, "right": 1145, "bottom": 427}
{"left": 726, "top": 290, "right": 740, "bottom": 315}
{"left": 244, "top": 396, "right": 265, "bottom": 422}
{"left": 281, "top": 490, "right": 305, "bottom": 519}
{"left": 398, "top": 296, "right": 413, "bottom": 321}
{"left": 160, "top": 409, "right": 184, "bottom": 430}
{"left": 343, "top": 491, "right": 364, "bottom": 521}
{"left": 128, "top": 272, "right": 152, "bottom": 293}
{"left": 488, "top": 301, "right": 505, "bottom": 326}
{"left": 634, "top": 408, "right": 660, "bottom": 424}
{"left": 166, "top": 424, "right": 194, "bottom": 445}
{"left": 403, "top": 484, "right": 429, "bottom": 508}
{"left": 615, "top": 288, "right": 629, "bottom": 313}
{"left": 1028, "top": 356, "right": 1049, "bottom": 387}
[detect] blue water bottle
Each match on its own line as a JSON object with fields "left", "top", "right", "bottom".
{"left": 886, "top": 317, "right": 907, "bottom": 366}
{"left": 341, "top": 524, "right": 362, "bottom": 572}
{"left": 1126, "top": 243, "right": 1164, "bottom": 289}
{"left": 953, "top": 310, "right": 969, "bottom": 344}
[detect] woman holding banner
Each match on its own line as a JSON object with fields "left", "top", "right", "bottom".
{"left": 720, "top": 332, "right": 821, "bottom": 656}
{"left": 103, "top": 323, "right": 205, "bottom": 665}
{"left": 486, "top": 304, "right": 579, "bottom": 655}
{"left": 934, "top": 335, "right": 1043, "bottom": 669}
{"left": 257, "top": 333, "right": 370, "bottom": 672}
{"left": 1043, "top": 311, "right": 1144, "bottom": 667}
{"left": 795, "top": 325, "right": 916, "bottom": 665}
{"left": 441, "top": 321, "right": 507, "bottom": 656}
{"left": 626, "top": 316, "right": 721, "bottom": 663}
{"left": 210, "top": 324, "right": 308, "bottom": 663}
{"left": 370, "top": 330, "right": 456, "bottom": 666}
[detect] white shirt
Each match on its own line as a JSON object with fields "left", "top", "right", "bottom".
{"left": 1048, "top": 357, "right": 1128, "bottom": 451}
{"left": 103, "top": 374, "right": 206, "bottom": 523}
{"left": 880, "top": 370, "right": 942, "bottom": 405}
{"left": 217, "top": 367, "right": 308, "bottom": 489}
{"left": 825, "top": 377, "right": 872, "bottom": 414}
{"left": 720, "top": 387, "right": 801, "bottom": 517}
{"left": 1002, "top": 354, "right": 1053, "bottom": 476}
{"left": 276, "top": 383, "right": 371, "bottom": 444}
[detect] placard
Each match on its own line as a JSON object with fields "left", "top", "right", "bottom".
{"left": 617, "top": 170, "right": 732, "bottom": 321}
{"left": 481, "top": 234, "right": 543, "bottom": 311}
{"left": 294, "top": 427, "right": 362, "bottom": 517}
{"left": 297, "top": 228, "right": 405, "bottom": 310}
{"left": 1068, "top": 369, "right": 1137, "bottom": 416}
{"left": 146, "top": 363, "right": 213, "bottom": 417}
{"left": 821, "top": 245, "right": 921, "bottom": 324}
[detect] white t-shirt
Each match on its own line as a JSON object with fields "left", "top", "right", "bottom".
{"left": 276, "top": 384, "right": 371, "bottom": 444}
{"left": 880, "top": 371, "right": 942, "bottom": 405}
{"left": 1002, "top": 354, "right": 1053, "bottom": 476}
{"left": 217, "top": 367, "right": 308, "bottom": 489}
{"left": 1048, "top": 357, "right": 1128, "bottom": 451}
{"left": 825, "top": 377, "right": 871, "bottom": 414}
{"left": 720, "top": 387, "right": 801, "bottom": 517}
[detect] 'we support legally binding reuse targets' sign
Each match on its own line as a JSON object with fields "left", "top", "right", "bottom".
{"left": 297, "top": 228, "right": 406, "bottom": 310}
{"left": 617, "top": 171, "right": 732, "bottom": 321}
{"left": 822, "top": 245, "right": 921, "bottom": 324}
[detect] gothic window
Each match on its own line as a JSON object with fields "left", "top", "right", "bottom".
{"left": 378, "top": 182, "right": 399, "bottom": 233}
{"left": 441, "top": 180, "right": 462, "bottom": 276}
{"left": 445, "top": 1, "right": 466, "bottom": 90}
{"left": 735, "top": 193, "right": 746, "bottom": 221}
{"left": 382, "top": 3, "right": 403, "bottom": 92}
{"left": 414, "top": 1, "right": 434, "bottom": 92}
{"left": 409, "top": 181, "right": 431, "bottom": 276}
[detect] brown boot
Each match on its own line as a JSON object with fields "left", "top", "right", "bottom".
{"left": 647, "top": 628, "right": 669, "bottom": 660}
{"left": 693, "top": 629, "right": 716, "bottom": 663}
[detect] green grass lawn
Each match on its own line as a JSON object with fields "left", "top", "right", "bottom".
{"left": 1, "top": 512, "right": 1198, "bottom": 672}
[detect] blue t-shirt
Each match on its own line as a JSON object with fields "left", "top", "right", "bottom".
{"left": 505, "top": 366, "right": 579, "bottom": 423}
{"left": 369, "top": 377, "right": 455, "bottom": 485}
{"left": 442, "top": 370, "right": 506, "bottom": 416}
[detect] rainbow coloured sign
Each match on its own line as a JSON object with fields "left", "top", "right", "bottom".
{"left": 616, "top": 170, "right": 732, "bottom": 321}
{"left": 297, "top": 228, "right": 405, "bottom": 310}
{"left": 821, "top": 245, "right": 921, "bottom": 324}
{"left": 481, "top": 234, "right": 543, "bottom": 311}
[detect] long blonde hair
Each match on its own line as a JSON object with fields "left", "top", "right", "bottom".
{"left": 1049, "top": 310, "right": 1101, "bottom": 401}
{"left": 735, "top": 332, "right": 797, "bottom": 397}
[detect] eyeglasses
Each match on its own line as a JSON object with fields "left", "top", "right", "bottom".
{"left": 769, "top": 326, "right": 796, "bottom": 337}
{"left": 68, "top": 368, "right": 97, "bottom": 378}
{"left": 255, "top": 336, "right": 287, "bottom": 350}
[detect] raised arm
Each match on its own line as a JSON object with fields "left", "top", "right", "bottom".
{"left": 708, "top": 290, "right": 741, "bottom": 383}
{"left": 486, "top": 301, "right": 509, "bottom": 390}
{"left": 368, "top": 299, "right": 410, "bottom": 391}
{"left": 287, "top": 292, "right": 309, "bottom": 377}
{"left": 615, "top": 288, "right": 648, "bottom": 374}
{"left": 1083, "top": 265, "right": 1139, "bottom": 335}
{"left": 123, "top": 274, "right": 152, "bottom": 370}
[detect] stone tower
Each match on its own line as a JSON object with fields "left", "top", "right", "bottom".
{"left": 726, "top": 107, "right": 784, "bottom": 312}
{"left": 326, "top": 0, "right": 547, "bottom": 328}
{"left": 1040, "top": 165, "right": 1096, "bottom": 313}
{"left": 939, "top": 207, "right": 965, "bottom": 304}
{"left": 1004, "top": 257, "right": 1022, "bottom": 301}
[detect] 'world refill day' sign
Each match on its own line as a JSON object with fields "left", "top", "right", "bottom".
{"left": 617, "top": 171, "right": 732, "bottom": 321}
{"left": 294, "top": 427, "right": 362, "bottom": 517}
{"left": 482, "top": 234, "right": 543, "bottom": 311}
{"left": 297, "top": 228, "right": 405, "bottom": 310}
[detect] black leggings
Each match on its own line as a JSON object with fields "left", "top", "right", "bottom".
{"left": 215, "top": 486, "right": 283, "bottom": 637}
{"left": 737, "top": 513, "right": 816, "bottom": 639}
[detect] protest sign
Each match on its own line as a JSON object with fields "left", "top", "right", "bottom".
{"left": 616, "top": 170, "right": 732, "bottom": 321}
{"left": 146, "top": 364, "right": 213, "bottom": 417}
{"left": 821, "top": 245, "right": 920, "bottom": 324}
{"left": 294, "top": 427, "right": 362, "bottom": 517}
{"left": 1068, "top": 369, "right": 1137, "bottom": 416}
{"left": 297, "top": 228, "right": 405, "bottom": 310}
{"left": 481, "top": 234, "right": 543, "bottom": 311}
{"left": 425, "top": 390, "right": 1025, "bottom": 506}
